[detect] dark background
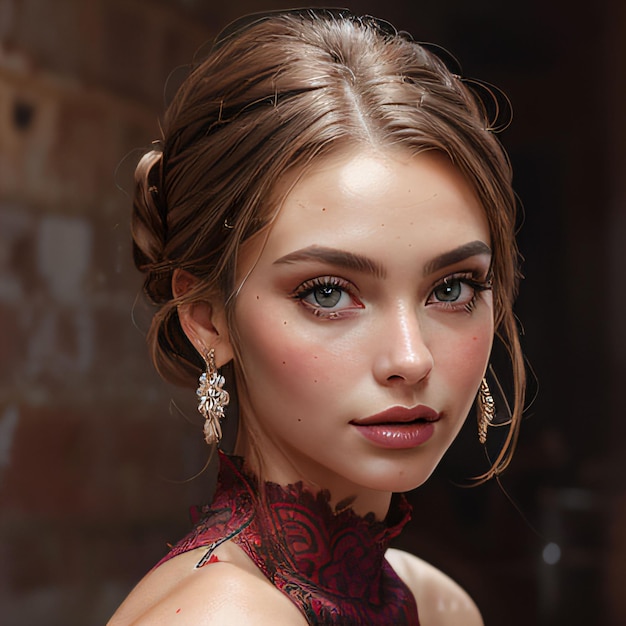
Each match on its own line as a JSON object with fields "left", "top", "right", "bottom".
{"left": 0, "top": 1, "right": 623, "bottom": 624}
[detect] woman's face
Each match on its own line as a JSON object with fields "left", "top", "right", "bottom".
{"left": 231, "top": 148, "right": 494, "bottom": 508}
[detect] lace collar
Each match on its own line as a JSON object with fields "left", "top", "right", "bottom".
{"left": 164, "top": 452, "right": 420, "bottom": 625}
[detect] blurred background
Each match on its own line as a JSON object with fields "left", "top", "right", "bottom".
{"left": 0, "top": 0, "right": 623, "bottom": 624}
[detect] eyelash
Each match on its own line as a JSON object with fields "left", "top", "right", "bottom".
{"left": 428, "top": 272, "right": 493, "bottom": 313}
{"left": 290, "top": 276, "right": 361, "bottom": 319}
{"left": 291, "top": 271, "right": 492, "bottom": 319}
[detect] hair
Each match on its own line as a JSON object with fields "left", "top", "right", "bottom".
{"left": 132, "top": 9, "right": 525, "bottom": 481}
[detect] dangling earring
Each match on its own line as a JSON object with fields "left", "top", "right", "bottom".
{"left": 196, "top": 348, "right": 230, "bottom": 445}
{"left": 477, "top": 377, "right": 495, "bottom": 445}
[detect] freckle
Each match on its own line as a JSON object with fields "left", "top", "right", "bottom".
{"left": 381, "top": 223, "right": 385, "bottom": 227}
{"left": 408, "top": 244, "right": 412, "bottom": 247}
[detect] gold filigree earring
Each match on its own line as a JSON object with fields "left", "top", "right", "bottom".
{"left": 477, "top": 378, "right": 496, "bottom": 445}
{"left": 196, "top": 349, "right": 230, "bottom": 445}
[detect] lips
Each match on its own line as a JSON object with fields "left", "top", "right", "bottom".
{"left": 350, "top": 406, "right": 440, "bottom": 449}
{"left": 350, "top": 405, "right": 440, "bottom": 426}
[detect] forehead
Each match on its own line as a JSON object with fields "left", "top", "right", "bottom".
{"left": 261, "top": 148, "right": 489, "bottom": 252}
{"left": 235, "top": 147, "right": 491, "bottom": 282}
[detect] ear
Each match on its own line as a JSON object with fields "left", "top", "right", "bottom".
{"left": 173, "top": 269, "right": 234, "bottom": 368}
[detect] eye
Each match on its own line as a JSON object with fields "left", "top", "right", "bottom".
{"left": 308, "top": 285, "right": 343, "bottom": 308}
{"left": 432, "top": 278, "right": 463, "bottom": 302}
{"left": 291, "top": 276, "right": 363, "bottom": 318}
{"left": 427, "top": 273, "right": 491, "bottom": 312}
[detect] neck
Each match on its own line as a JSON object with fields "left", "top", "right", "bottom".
{"left": 235, "top": 425, "right": 393, "bottom": 520}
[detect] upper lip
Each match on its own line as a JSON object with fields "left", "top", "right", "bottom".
{"left": 351, "top": 405, "right": 440, "bottom": 425}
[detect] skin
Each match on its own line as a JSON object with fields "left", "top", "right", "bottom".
{"left": 231, "top": 147, "right": 494, "bottom": 518}
{"left": 109, "top": 147, "right": 490, "bottom": 625}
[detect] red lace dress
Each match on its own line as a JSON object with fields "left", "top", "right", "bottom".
{"left": 158, "top": 452, "right": 420, "bottom": 625}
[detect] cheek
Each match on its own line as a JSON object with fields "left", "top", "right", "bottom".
{"left": 431, "top": 308, "right": 493, "bottom": 389}
{"left": 234, "top": 305, "right": 346, "bottom": 400}
{"left": 466, "top": 334, "right": 492, "bottom": 373}
{"left": 441, "top": 329, "right": 493, "bottom": 389}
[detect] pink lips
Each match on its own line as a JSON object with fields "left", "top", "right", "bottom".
{"left": 350, "top": 405, "right": 440, "bottom": 449}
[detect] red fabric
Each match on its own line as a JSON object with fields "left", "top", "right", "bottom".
{"left": 159, "top": 452, "right": 420, "bottom": 625}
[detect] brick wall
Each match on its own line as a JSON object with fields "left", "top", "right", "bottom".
{"left": 0, "top": 1, "right": 216, "bottom": 623}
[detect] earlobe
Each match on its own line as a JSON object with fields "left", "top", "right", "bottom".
{"left": 173, "top": 269, "right": 234, "bottom": 367}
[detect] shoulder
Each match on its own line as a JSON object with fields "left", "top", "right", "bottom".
{"left": 107, "top": 543, "right": 307, "bottom": 626}
{"left": 386, "top": 548, "right": 484, "bottom": 626}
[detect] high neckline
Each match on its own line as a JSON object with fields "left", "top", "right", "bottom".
{"left": 218, "top": 453, "right": 412, "bottom": 600}
{"left": 163, "top": 451, "right": 420, "bottom": 624}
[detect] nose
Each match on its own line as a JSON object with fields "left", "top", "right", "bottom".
{"left": 373, "top": 302, "right": 433, "bottom": 386}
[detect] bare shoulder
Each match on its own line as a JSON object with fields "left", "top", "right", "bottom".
{"left": 107, "top": 543, "right": 307, "bottom": 626}
{"left": 386, "top": 548, "right": 484, "bottom": 626}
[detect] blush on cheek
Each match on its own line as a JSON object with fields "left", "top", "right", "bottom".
{"left": 462, "top": 331, "right": 492, "bottom": 360}
{"left": 269, "top": 344, "right": 336, "bottom": 387}
{"left": 444, "top": 329, "right": 492, "bottom": 383}
{"left": 241, "top": 319, "right": 333, "bottom": 390}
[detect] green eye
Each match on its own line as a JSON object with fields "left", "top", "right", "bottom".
{"left": 313, "top": 286, "right": 342, "bottom": 307}
{"left": 293, "top": 275, "right": 363, "bottom": 319}
{"left": 433, "top": 279, "right": 461, "bottom": 302}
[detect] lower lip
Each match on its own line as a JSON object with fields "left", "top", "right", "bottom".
{"left": 352, "top": 421, "right": 436, "bottom": 449}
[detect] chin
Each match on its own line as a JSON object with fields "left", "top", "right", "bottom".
{"left": 351, "top": 454, "right": 442, "bottom": 494}
{"left": 386, "top": 469, "right": 438, "bottom": 494}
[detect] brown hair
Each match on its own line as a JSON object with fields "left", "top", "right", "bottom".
{"left": 132, "top": 9, "right": 524, "bottom": 481}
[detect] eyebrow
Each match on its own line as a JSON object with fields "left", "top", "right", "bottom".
{"left": 423, "top": 240, "right": 492, "bottom": 276}
{"left": 273, "top": 246, "right": 386, "bottom": 279}
{"left": 273, "top": 240, "right": 491, "bottom": 279}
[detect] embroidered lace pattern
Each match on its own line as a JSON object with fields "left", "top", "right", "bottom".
{"left": 158, "top": 452, "right": 420, "bottom": 625}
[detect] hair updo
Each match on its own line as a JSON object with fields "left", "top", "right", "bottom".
{"left": 132, "top": 9, "right": 524, "bottom": 479}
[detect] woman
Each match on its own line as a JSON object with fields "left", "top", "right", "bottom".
{"left": 109, "top": 9, "right": 524, "bottom": 625}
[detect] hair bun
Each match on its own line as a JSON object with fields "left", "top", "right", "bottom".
{"left": 132, "top": 147, "right": 173, "bottom": 303}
